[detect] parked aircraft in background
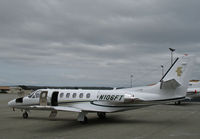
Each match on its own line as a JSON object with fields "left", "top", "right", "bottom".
{"left": 8, "top": 55, "right": 194, "bottom": 123}
{"left": 185, "top": 80, "right": 200, "bottom": 101}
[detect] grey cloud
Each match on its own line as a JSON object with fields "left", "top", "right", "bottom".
{"left": 0, "top": 0, "right": 199, "bottom": 86}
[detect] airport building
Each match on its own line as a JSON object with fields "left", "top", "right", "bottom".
{"left": 0, "top": 86, "right": 10, "bottom": 93}
{"left": 0, "top": 86, "right": 31, "bottom": 97}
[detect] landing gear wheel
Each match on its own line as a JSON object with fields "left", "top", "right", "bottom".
{"left": 175, "top": 101, "right": 181, "bottom": 105}
{"left": 80, "top": 116, "right": 88, "bottom": 124}
{"left": 23, "top": 112, "right": 28, "bottom": 119}
{"left": 97, "top": 112, "right": 106, "bottom": 119}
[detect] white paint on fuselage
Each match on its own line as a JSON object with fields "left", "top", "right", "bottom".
{"left": 9, "top": 85, "right": 185, "bottom": 112}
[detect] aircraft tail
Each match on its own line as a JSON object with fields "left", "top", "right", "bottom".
{"left": 159, "top": 55, "right": 195, "bottom": 97}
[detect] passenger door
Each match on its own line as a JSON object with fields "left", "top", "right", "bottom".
{"left": 40, "top": 91, "right": 48, "bottom": 106}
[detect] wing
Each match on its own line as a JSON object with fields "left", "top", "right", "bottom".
{"left": 63, "top": 101, "right": 146, "bottom": 113}
{"left": 29, "top": 101, "right": 135, "bottom": 113}
{"left": 30, "top": 105, "right": 81, "bottom": 112}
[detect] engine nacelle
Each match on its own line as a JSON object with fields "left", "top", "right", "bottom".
{"left": 123, "top": 94, "right": 135, "bottom": 103}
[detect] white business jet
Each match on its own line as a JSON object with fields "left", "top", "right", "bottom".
{"left": 8, "top": 55, "right": 194, "bottom": 123}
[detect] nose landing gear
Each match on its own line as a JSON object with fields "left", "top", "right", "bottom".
{"left": 23, "top": 111, "right": 28, "bottom": 119}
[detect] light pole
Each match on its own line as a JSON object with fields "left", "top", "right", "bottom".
{"left": 161, "top": 65, "right": 164, "bottom": 77}
{"left": 169, "top": 48, "right": 175, "bottom": 66}
{"left": 130, "top": 74, "right": 133, "bottom": 88}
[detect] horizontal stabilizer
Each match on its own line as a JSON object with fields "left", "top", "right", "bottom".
{"left": 30, "top": 105, "right": 82, "bottom": 112}
{"left": 160, "top": 79, "right": 181, "bottom": 89}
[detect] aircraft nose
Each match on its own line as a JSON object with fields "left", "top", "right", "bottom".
{"left": 8, "top": 99, "right": 15, "bottom": 107}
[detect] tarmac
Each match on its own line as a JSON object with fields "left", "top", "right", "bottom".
{"left": 1, "top": 93, "right": 200, "bottom": 139}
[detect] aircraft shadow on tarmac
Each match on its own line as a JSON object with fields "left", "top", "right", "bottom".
{"left": 9, "top": 115, "right": 185, "bottom": 133}
{"left": 168, "top": 102, "right": 200, "bottom": 106}
{"left": 39, "top": 118, "right": 185, "bottom": 133}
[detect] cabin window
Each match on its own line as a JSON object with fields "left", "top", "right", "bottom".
{"left": 72, "top": 93, "right": 77, "bottom": 98}
{"left": 66, "top": 93, "right": 70, "bottom": 98}
{"left": 86, "top": 93, "right": 90, "bottom": 98}
{"left": 60, "top": 93, "right": 64, "bottom": 98}
{"left": 79, "top": 93, "right": 83, "bottom": 98}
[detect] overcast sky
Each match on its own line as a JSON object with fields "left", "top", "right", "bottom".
{"left": 0, "top": 0, "right": 200, "bottom": 87}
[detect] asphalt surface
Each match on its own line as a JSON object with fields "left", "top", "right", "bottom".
{"left": 1, "top": 93, "right": 200, "bottom": 139}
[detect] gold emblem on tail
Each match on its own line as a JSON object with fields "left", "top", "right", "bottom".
{"left": 176, "top": 67, "right": 183, "bottom": 76}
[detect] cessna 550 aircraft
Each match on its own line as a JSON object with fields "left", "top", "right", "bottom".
{"left": 8, "top": 55, "right": 194, "bottom": 123}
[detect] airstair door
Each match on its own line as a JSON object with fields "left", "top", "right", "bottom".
{"left": 40, "top": 91, "right": 48, "bottom": 106}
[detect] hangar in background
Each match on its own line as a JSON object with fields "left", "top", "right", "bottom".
{"left": 0, "top": 86, "right": 10, "bottom": 93}
{"left": 0, "top": 86, "right": 25, "bottom": 96}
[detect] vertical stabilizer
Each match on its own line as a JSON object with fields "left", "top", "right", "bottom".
{"left": 159, "top": 55, "right": 194, "bottom": 97}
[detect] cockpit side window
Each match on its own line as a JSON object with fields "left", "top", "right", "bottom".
{"left": 28, "top": 93, "right": 33, "bottom": 98}
{"left": 35, "top": 91, "right": 40, "bottom": 98}
{"left": 28, "top": 93, "right": 34, "bottom": 98}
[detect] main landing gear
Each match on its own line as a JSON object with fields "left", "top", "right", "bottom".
{"left": 97, "top": 112, "right": 106, "bottom": 119}
{"left": 23, "top": 111, "right": 28, "bottom": 119}
{"left": 77, "top": 112, "right": 107, "bottom": 123}
{"left": 175, "top": 101, "right": 181, "bottom": 105}
{"left": 80, "top": 116, "right": 88, "bottom": 124}
{"left": 77, "top": 112, "right": 88, "bottom": 124}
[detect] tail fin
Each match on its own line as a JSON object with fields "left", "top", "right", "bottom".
{"left": 156, "top": 56, "right": 194, "bottom": 97}
{"left": 160, "top": 55, "right": 194, "bottom": 93}
{"left": 144, "top": 55, "right": 195, "bottom": 99}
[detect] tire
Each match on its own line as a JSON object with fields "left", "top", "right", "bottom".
{"left": 23, "top": 112, "right": 28, "bottom": 119}
{"left": 175, "top": 101, "right": 181, "bottom": 105}
{"left": 97, "top": 112, "right": 106, "bottom": 119}
{"left": 80, "top": 116, "right": 88, "bottom": 124}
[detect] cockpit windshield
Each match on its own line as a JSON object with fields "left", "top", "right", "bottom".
{"left": 28, "top": 92, "right": 34, "bottom": 98}
{"left": 28, "top": 90, "right": 41, "bottom": 98}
